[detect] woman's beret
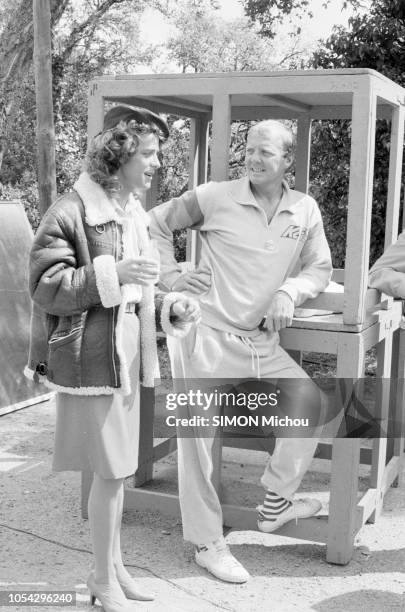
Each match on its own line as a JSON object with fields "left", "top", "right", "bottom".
{"left": 102, "top": 104, "right": 169, "bottom": 139}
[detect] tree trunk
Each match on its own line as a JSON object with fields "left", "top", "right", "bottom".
{"left": 33, "top": 0, "right": 56, "bottom": 216}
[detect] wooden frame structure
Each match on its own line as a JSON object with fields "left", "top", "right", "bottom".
{"left": 82, "top": 69, "right": 405, "bottom": 565}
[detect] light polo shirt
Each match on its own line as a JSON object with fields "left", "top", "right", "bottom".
{"left": 150, "top": 176, "right": 332, "bottom": 336}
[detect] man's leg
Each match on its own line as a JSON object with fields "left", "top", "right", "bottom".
{"left": 167, "top": 325, "right": 249, "bottom": 582}
{"left": 253, "top": 332, "right": 324, "bottom": 531}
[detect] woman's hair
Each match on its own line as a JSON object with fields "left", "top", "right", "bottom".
{"left": 85, "top": 116, "right": 167, "bottom": 193}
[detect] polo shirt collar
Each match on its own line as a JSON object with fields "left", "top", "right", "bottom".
{"left": 229, "top": 176, "right": 301, "bottom": 213}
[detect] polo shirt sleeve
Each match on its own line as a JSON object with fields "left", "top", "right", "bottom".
{"left": 369, "top": 230, "right": 405, "bottom": 297}
{"left": 278, "top": 199, "right": 332, "bottom": 305}
{"left": 149, "top": 188, "right": 204, "bottom": 290}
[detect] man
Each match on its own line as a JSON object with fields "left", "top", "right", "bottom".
{"left": 150, "top": 120, "right": 332, "bottom": 583}
{"left": 369, "top": 230, "right": 405, "bottom": 297}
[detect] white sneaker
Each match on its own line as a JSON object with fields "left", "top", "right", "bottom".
{"left": 257, "top": 497, "right": 322, "bottom": 533}
{"left": 195, "top": 536, "right": 250, "bottom": 583}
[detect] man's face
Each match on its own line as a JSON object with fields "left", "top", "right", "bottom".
{"left": 245, "top": 128, "right": 292, "bottom": 188}
{"left": 118, "top": 132, "right": 161, "bottom": 193}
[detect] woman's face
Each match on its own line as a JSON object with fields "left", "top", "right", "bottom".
{"left": 117, "top": 132, "right": 161, "bottom": 193}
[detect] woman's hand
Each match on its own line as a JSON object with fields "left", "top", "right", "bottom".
{"left": 116, "top": 257, "right": 159, "bottom": 286}
{"left": 170, "top": 296, "right": 201, "bottom": 327}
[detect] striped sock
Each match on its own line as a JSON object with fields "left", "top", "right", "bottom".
{"left": 259, "top": 490, "right": 292, "bottom": 521}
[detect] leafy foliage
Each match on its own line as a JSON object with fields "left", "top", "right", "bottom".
{"left": 2, "top": 0, "right": 402, "bottom": 270}
{"left": 308, "top": 0, "right": 405, "bottom": 265}
{"left": 245, "top": 0, "right": 404, "bottom": 266}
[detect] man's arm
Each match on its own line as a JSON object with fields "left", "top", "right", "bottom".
{"left": 278, "top": 207, "right": 332, "bottom": 306}
{"left": 149, "top": 189, "right": 205, "bottom": 291}
{"left": 369, "top": 230, "right": 405, "bottom": 298}
{"left": 264, "top": 203, "right": 332, "bottom": 332}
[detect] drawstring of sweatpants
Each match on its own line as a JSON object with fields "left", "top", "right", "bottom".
{"left": 239, "top": 336, "right": 261, "bottom": 379}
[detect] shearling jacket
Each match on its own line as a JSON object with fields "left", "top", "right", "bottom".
{"left": 25, "top": 172, "right": 187, "bottom": 395}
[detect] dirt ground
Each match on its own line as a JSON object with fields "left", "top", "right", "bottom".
{"left": 1, "top": 397, "right": 404, "bottom": 612}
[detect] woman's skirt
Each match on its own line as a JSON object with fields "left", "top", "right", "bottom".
{"left": 52, "top": 312, "right": 141, "bottom": 479}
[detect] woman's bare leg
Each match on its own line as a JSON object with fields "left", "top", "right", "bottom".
{"left": 88, "top": 474, "right": 124, "bottom": 583}
{"left": 112, "top": 482, "right": 130, "bottom": 579}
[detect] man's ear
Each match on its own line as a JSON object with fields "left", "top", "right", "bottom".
{"left": 284, "top": 153, "right": 293, "bottom": 169}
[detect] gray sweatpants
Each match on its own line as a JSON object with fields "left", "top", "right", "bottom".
{"left": 167, "top": 323, "right": 322, "bottom": 545}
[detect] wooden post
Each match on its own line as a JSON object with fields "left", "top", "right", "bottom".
{"left": 145, "top": 173, "right": 159, "bottom": 211}
{"left": 295, "top": 116, "right": 312, "bottom": 193}
{"left": 33, "top": 0, "right": 56, "bottom": 216}
{"left": 187, "top": 116, "right": 209, "bottom": 265}
{"left": 211, "top": 94, "right": 231, "bottom": 181}
{"left": 327, "top": 333, "right": 365, "bottom": 564}
{"left": 87, "top": 82, "right": 104, "bottom": 144}
{"left": 368, "top": 331, "right": 393, "bottom": 522}
{"left": 384, "top": 104, "right": 405, "bottom": 247}
{"left": 290, "top": 116, "right": 312, "bottom": 366}
{"left": 344, "top": 85, "right": 376, "bottom": 325}
{"left": 134, "top": 387, "right": 155, "bottom": 487}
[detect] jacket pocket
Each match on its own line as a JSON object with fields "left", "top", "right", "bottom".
{"left": 48, "top": 326, "right": 82, "bottom": 348}
{"left": 47, "top": 312, "right": 87, "bottom": 387}
{"left": 48, "top": 312, "right": 87, "bottom": 346}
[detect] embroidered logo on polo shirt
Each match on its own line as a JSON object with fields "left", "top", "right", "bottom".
{"left": 281, "top": 225, "right": 308, "bottom": 242}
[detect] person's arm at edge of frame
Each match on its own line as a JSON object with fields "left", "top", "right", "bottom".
{"left": 368, "top": 230, "right": 405, "bottom": 298}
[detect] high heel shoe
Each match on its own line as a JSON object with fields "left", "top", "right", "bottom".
{"left": 117, "top": 572, "right": 155, "bottom": 601}
{"left": 87, "top": 573, "right": 137, "bottom": 612}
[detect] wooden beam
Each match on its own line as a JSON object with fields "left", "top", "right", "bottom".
{"left": 280, "top": 327, "right": 338, "bottom": 353}
{"left": 158, "top": 95, "right": 211, "bottom": 114}
{"left": 259, "top": 94, "right": 311, "bottom": 114}
{"left": 94, "top": 73, "right": 372, "bottom": 99}
{"left": 0, "top": 393, "right": 54, "bottom": 418}
{"left": 123, "top": 488, "right": 329, "bottom": 544}
{"left": 152, "top": 436, "right": 178, "bottom": 462}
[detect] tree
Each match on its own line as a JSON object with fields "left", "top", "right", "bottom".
{"left": 309, "top": 0, "right": 405, "bottom": 265}
{"left": 166, "top": 0, "right": 309, "bottom": 73}
{"left": 0, "top": 0, "right": 159, "bottom": 225}
{"left": 244, "top": 0, "right": 403, "bottom": 266}
{"left": 0, "top": 0, "right": 69, "bottom": 173}
{"left": 242, "top": 0, "right": 363, "bottom": 37}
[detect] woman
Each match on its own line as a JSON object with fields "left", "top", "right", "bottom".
{"left": 25, "top": 105, "right": 200, "bottom": 612}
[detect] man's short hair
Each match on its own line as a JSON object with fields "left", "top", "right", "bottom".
{"left": 248, "top": 120, "right": 295, "bottom": 159}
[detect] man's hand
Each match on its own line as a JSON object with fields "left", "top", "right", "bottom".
{"left": 171, "top": 296, "right": 201, "bottom": 327}
{"left": 171, "top": 268, "right": 211, "bottom": 294}
{"left": 263, "top": 291, "right": 294, "bottom": 333}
